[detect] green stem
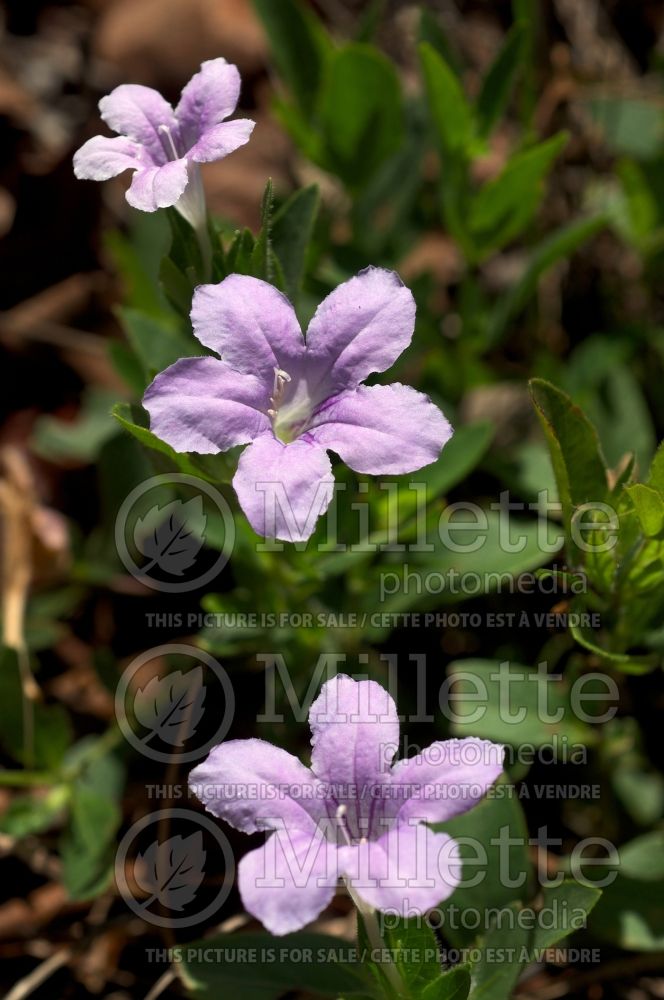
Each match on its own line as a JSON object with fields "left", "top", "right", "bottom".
{"left": 0, "top": 769, "right": 53, "bottom": 786}
{"left": 345, "top": 880, "right": 405, "bottom": 997}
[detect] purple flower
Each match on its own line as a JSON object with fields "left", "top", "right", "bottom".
{"left": 190, "top": 673, "right": 503, "bottom": 936}
{"left": 73, "top": 59, "right": 254, "bottom": 228}
{"left": 143, "top": 267, "right": 453, "bottom": 541}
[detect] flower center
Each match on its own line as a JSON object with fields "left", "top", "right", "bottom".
{"left": 334, "top": 804, "right": 369, "bottom": 847}
{"left": 158, "top": 124, "right": 180, "bottom": 162}
{"left": 267, "top": 367, "right": 314, "bottom": 444}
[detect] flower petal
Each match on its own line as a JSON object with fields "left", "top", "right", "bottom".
{"left": 189, "top": 119, "right": 256, "bottom": 163}
{"left": 308, "top": 674, "right": 399, "bottom": 839}
{"left": 143, "top": 356, "right": 271, "bottom": 453}
{"left": 99, "top": 83, "right": 176, "bottom": 163}
{"left": 190, "top": 275, "right": 305, "bottom": 381}
{"left": 176, "top": 58, "right": 241, "bottom": 143}
{"left": 126, "top": 159, "right": 190, "bottom": 212}
{"left": 73, "top": 135, "right": 141, "bottom": 180}
{"left": 309, "top": 383, "right": 453, "bottom": 474}
{"left": 239, "top": 829, "right": 339, "bottom": 936}
{"left": 233, "top": 435, "right": 334, "bottom": 542}
{"left": 305, "top": 267, "right": 416, "bottom": 395}
{"left": 189, "top": 738, "right": 327, "bottom": 835}
{"left": 388, "top": 738, "right": 504, "bottom": 825}
{"left": 340, "top": 824, "right": 461, "bottom": 915}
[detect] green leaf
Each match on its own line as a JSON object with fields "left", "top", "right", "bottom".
{"left": 394, "top": 422, "right": 493, "bottom": 505}
{"left": 585, "top": 96, "right": 664, "bottom": 160}
{"left": 589, "top": 854, "right": 664, "bottom": 951}
{"left": 469, "top": 904, "right": 530, "bottom": 1000}
{"left": 422, "top": 965, "right": 471, "bottom": 1000}
{"left": 434, "top": 785, "right": 533, "bottom": 947}
{"left": 177, "top": 931, "right": 371, "bottom": 999}
{"left": 31, "top": 388, "right": 118, "bottom": 463}
{"left": 381, "top": 917, "right": 442, "bottom": 995}
{"left": 447, "top": 660, "right": 595, "bottom": 746}
{"left": 568, "top": 620, "right": 657, "bottom": 674}
{"left": 112, "top": 402, "right": 235, "bottom": 485}
{"left": 625, "top": 483, "right": 664, "bottom": 537}
{"left": 252, "top": 0, "right": 331, "bottom": 119}
{"left": 418, "top": 9, "right": 461, "bottom": 75}
{"left": 487, "top": 214, "right": 606, "bottom": 345}
{"left": 320, "top": 44, "right": 404, "bottom": 188}
{"left": 420, "top": 42, "right": 475, "bottom": 158}
{"left": 529, "top": 378, "right": 608, "bottom": 540}
{"left": 60, "top": 742, "right": 124, "bottom": 900}
{"left": 250, "top": 179, "right": 285, "bottom": 288}
{"left": 160, "top": 254, "right": 197, "bottom": 318}
{"left": 272, "top": 185, "right": 319, "bottom": 302}
{"left": 107, "top": 340, "right": 147, "bottom": 396}
{"left": 476, "top": 23, "right": 525, "bottom": 138}
{"left": 0, "top": 785, "right": 68, "bottom": 838}
{"left": 469, "top": 133, "right": 568, "bottom": 253}
{"left": 531, "top": 881, "right": 602, "bottom": 952}
{"left": 647, "top": 441, "right": 664, "bottom": 495}
{"left": 117, "top": 307, "right": 199, "bottom": 382}
{"left": 226, "top": 228, "right": 256, "bottom": 275}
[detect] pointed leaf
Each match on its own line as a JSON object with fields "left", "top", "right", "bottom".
{"left": 272, "top": 185, "right": 319, "bottom": 301}
{"left": 625, "top": 483, "right": 664, "bottom": 537}
{"left": 529, "top": 378, "right": 608, "bottom": 538}
{"left": 420, "top": 42, "right": 475, "bottom": 158}
{"left": 476, "top": 23, "right": 526, "bottom": 138}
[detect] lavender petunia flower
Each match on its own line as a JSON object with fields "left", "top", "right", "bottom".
{"left": 73, "top": 59, "right": 254, "bottom": 231}
{"left": 190, "top": 673, "right": 503, "bottom": 936}
{"left": 143, "top": 267, "right": 453, "bottom": 541}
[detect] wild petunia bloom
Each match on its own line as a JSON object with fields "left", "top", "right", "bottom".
{"left": 190, "top": 674, "right": 503, "bottom": 936}
{"left": 73, "top": 59, "right": 254, "bottom": 231}
{"left": 143, "top": 267, "right": 453, "bottom": 541}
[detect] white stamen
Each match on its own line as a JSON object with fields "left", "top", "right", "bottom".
{"left": 268, "top": 367, "right": 291, "bottom": 421}
{"left": 335, "top": 804, "right": 353, "bottom": 847}
{"left": 158, "top": 124, "right": 180, "bottom": 162}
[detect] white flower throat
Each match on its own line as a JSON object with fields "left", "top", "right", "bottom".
{"left": 267, "top": 366, "right": 316, "bottom": 444}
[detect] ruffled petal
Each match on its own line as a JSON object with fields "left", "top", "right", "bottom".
{"left": 73, "top": 135, "right": 142, "bottom": 181}
{"left": 233, "top": 435, "right": 334, "bottom": 542}
{"left": 126, "top": 159, "right": 190, "bottom": 212}
{"left": 239, "top": 829, "right": 339, "bottom": 936}
{"left": 339, "top": 824, "right": 461, "bottom": 915}
{"left": 176, "top": 58, "right": 241, "bottom": 144}
{"left": 308, "top": 674, "right": 399, "bottom": 839}
{"left": 190, "top": 275, "right": 305, "bottom": 382}
{"left": 305, "top": 267, "right": 416, "bottom": 395}
{"left": 143, "top": 356, "right": 271, "bottom": 454}
{"left": 309, "top": 383, "right": 452, "bottom": 475}
{"left": 189, "top": 119, "right": 256, "bottom": 163}
{"left": 189, "top": 738, "right": 327, "bottom": 835}
{"left": 387, "top": 738, "right": 504, "bottom": 825}
{"left": 99, "top": 83, "right": 176, "bottom": 163}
